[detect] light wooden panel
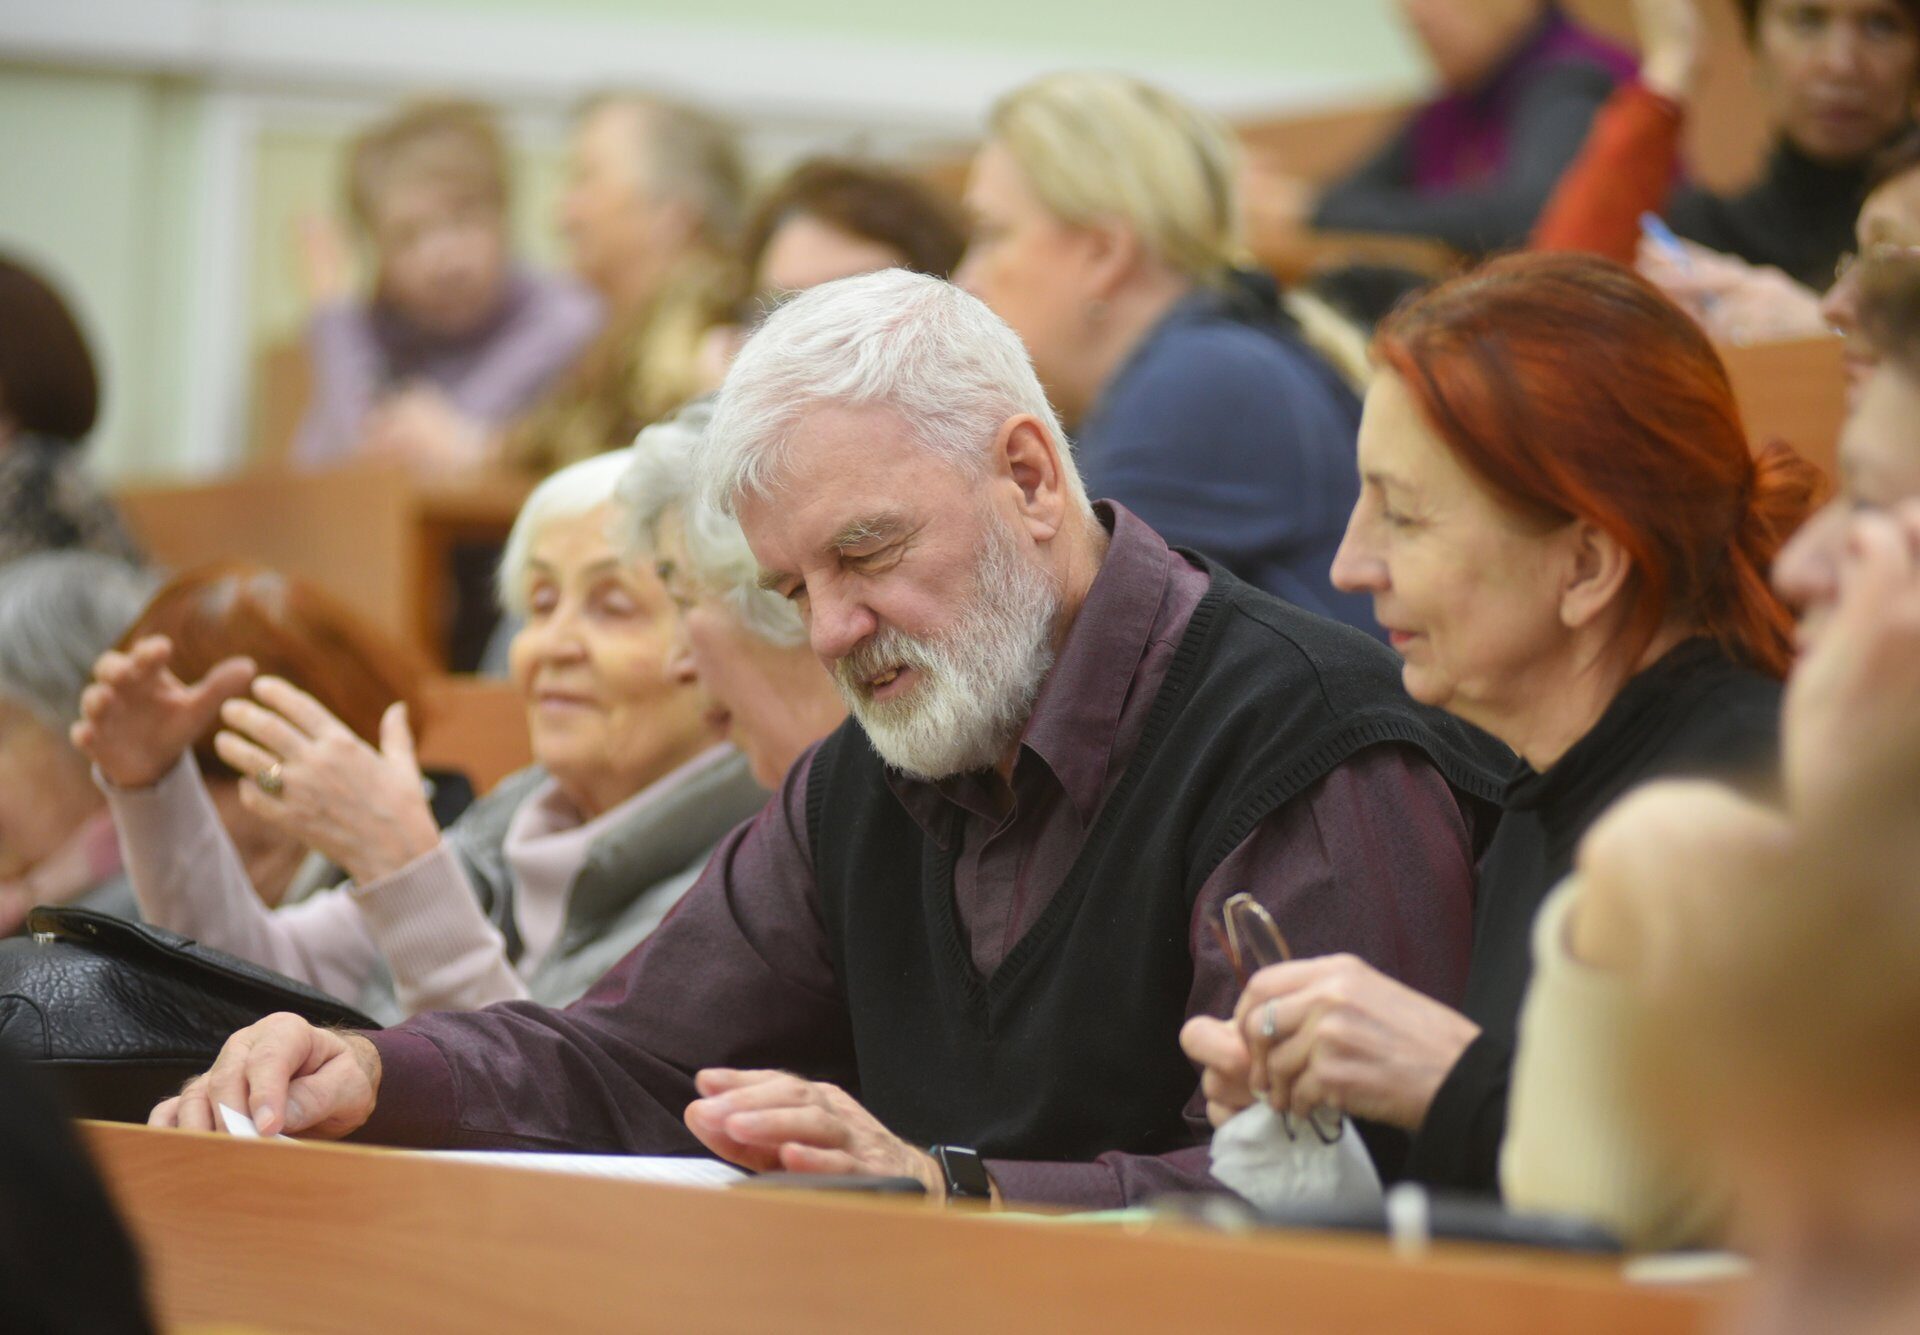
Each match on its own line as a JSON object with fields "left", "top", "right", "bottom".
{"left": 115, "top": 467, "right": 532, "bottom": 669}
{"left": 416, "top": 675, "right": 532, "bottom": 795}
{"left": 1721, "top": 336, "right": 1849, "bottom": 481}
{"left": 115, "top": 466, "right": 419, "bottom": 649}
{"left": 84, "top": 1122, "right": 1729, "bottom": 1335}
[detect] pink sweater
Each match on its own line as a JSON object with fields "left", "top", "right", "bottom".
{"left": 99, "top": 752, "right": 717, "bottom": 1016}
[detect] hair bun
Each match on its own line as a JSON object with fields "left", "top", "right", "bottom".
{"left": 1742, "top": 438, "right": 1828, "bottom": 559}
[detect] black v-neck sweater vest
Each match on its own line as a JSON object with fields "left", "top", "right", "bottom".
{"left": 805, "top": 563, "right": 1514, "bottom": 1162}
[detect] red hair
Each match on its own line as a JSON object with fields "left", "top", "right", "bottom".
{"left": 121, "top": 562, "right": 431, "bottom": 780}
{"left": 1376, "top": 253, "right": 1821, "bottom": 679}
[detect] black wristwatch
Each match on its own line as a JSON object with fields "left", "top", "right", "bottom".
{"left": 928, "top": 1144, "right": 995, "bottom": 1203}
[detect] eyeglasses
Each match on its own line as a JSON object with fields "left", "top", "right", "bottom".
{"left": 1212, "top": 892, "right": 1292, "bottom": 987}
{"left": 1834, "top": 243, "right": 1920, "bottom": 287}
{"left": 1211, "top": 893, "right": 1342, "bottom": 1144}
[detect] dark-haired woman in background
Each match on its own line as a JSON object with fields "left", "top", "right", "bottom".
{"left": 1183, "top": 253, "right": 1819, "bottom": 1192}
{"left": 0, "top": 254, "right": 142, "bottom": 568}
{"left": 1535, "top": 0, "right": 1918, "bottom": 343}
{"left": 694, "top": 157, "right": 969, "bottom": 390}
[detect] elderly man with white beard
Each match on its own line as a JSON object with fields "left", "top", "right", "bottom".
{"left": 153, "top": 270, "right": 1511, "bottom": 1208}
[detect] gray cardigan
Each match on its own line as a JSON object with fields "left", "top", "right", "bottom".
{"left": 351, "top": 750, "right": 766, "bottom": 1021}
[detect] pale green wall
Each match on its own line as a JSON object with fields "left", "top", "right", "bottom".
{"left": 224, "top": 0, "right": 1428, "bottom": 84}
{"left": 0, "top": 68, "right": 204, "bottom": 479}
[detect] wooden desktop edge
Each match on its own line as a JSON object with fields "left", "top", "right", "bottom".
{"left": 82, "top": 1121, "right": 1729, "bottom": 1335}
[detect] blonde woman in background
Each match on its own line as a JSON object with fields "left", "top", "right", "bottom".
{"left": 955, "top": 73, "right": 1375, "bottom": 632}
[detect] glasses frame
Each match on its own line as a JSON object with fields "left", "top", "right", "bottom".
{"left": 1211, "top": 893, "right": 1343, "bottom": 1146}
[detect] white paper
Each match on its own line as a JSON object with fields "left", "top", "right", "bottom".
{"left": 217, "top": 1103, "right": 296, "bottom": 1141}
{"left": 417, "top": 1150, "right": 745, "bottom": 1188}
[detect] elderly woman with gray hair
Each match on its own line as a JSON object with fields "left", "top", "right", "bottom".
{"left": 621, "top": 402, "right": 844, "bottom": 789}
{"left": 74, "top": 440, "right": 762, "bottom": 1020}
{"left": 0, "top": 553, "right": 154, "bottom": 934}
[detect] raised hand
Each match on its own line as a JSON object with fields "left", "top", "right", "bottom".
{"left": 1633, "top": 0, "right": 1705, "bottom": 102}
{"left": 72, "top": 636, "right": 256, "bottom": 790}
{"left": 213, "top": 682, "right": 440, "bottom": 887}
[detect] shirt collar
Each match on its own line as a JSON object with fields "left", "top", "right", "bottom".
{"left": 884, "top": 502, "right": 1180, "bottom": 839}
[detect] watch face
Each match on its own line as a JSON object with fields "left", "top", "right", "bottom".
{"left": 937, "top": 1145, "right": 993, "bottom": 1200}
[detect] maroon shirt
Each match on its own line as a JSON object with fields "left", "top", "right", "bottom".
{"left": 361, "top": 506, "right": 1480, "bottom": 1207}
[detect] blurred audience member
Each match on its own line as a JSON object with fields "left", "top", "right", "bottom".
{"left": 959, "top": 72, "right": 1374, "bottom": 630}
{"left": 0, "top": 554, "right": 154, "bottom": 934}
{"left": 694, "top": 157, "right": 969, "bottom": 389}
{"left": 0, "top": 254, "right": 142, "bottom": 567}
{"left": 1621, "top": 517, "right": 1920, "bottom": 1332}
{"left": 621, "top": 400, "right": 845, "bottom": 788}
{"left": 742, "top": 157, "right": 967, "bottom": 297}
{"left": 1821, "top": 129, "right": 1920, "bottom": 402}
{"left": 0, "top": 1048, "right": 157, "bottom": 1334}
{"left": 76, "top": 453, "right": 758, "bottom": 1020}
{"left": 79, "top": 563, "right": 433, "bottom": 912}
{"left": 503, "top": 94, "right": 744, "bottom": 474}
{"left": 293, "top": 101, "right": 601, "bottom": 473}
{"left": 1299, "top": 1, "right": 1634, "bottom": 255}
{"left": 1182, "top": 255, "right": 1816, "bottom": 1195}
{"left": 1505, "top": 255, "right": 1920, "bottom": 1252}
{"left": 1538, "top": 0, "right": 1918, "bottom": 345}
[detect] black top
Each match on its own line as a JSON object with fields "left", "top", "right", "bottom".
{"left": 1666, "top": 137, "right": 1877, "bottom": 292}
{"left": 1403, "top": 639, "right": 1782, "bottom": 1193}
{"left": 807, "top": 563, "right": 1511, "bottom": 1161}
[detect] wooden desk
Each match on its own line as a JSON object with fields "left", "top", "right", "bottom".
{"left": 116, "top": 468, "right": 532, "bottom": 669}
{"left": 1719, "top": 336, "right": 1849, "bottom": 482}
{"left": 85, "top": 1123, "right": 1728, "bottom": 1335}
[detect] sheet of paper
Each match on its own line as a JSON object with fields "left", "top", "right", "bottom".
{"left": 417, "top": 1150, "right": 746, "bottom": 1188}
{"left": 217, "top": 1104, "right": 296, "bottom": 1141}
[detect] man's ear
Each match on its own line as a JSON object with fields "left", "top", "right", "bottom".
{"left": 1559, "top": 520, "right": 1634, "bottom": 633}
{"left": 993, "top": 414, "right": 1072, "bottom": 541}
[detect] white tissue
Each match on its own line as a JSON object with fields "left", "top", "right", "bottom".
{"left": 1209, "top": 1102, "right": 1383, "bottom": 1212}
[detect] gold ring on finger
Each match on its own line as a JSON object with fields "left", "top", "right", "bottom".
{"left": 255, "top": 762, "right": 284, "bottom": 797}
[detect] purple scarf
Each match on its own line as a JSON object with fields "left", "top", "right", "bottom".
{"left": 1408, "top": 7, "right": 1635, "bottom": 195}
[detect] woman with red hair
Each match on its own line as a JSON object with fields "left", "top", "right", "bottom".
{"left": 1183, "top": 252, "right": 1821, "bottom": 1194}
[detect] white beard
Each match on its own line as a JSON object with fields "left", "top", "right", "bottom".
{"left": 832, "top": 512, "right": 1061, "bottom": 782}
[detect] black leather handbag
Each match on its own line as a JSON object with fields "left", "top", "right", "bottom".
{"left": 0, "top": 906, "right": 380, "bottom": 1123}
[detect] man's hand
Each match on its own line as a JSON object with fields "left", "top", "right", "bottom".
{"left": 214, "top": 682, "right": 441, "bottom": 887}
{"left": 72, "top": 636, "right": 256, "bottom": 790}
{"left": 1231, "top": 955, "right": 1480, "bottom": 1132}
{"left": 683, "top": 1069, "right": 946, "bottom": 1199}
{"left": 1180, "top": 1014, "right": 1256, "bottom": 1128}
{"left": 148, "top": 1012, "right": 380, "bottom": 1140}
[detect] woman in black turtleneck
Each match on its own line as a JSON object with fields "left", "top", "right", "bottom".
{"left": 1533, "top": 0, "right": 1917, "bottom": 341}
{"left": 1181, "top": 253, "right": 1821, "bottom": 1195}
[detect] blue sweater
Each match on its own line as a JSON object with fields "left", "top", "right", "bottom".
{"left": 1074, "top": 278, "right": 1376, "bottom": 635}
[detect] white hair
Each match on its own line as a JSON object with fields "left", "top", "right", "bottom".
{"left": 698, "top": 268, "right": 1089, "bottom": 516}
{"left": 0, "top": 552, "right": 156, "bottom": 728}
{"left": 496, "top": 449, "right": 636, "bottom": 615}
{"left": 617, "top": 400, "right": 807, "bottom": 648}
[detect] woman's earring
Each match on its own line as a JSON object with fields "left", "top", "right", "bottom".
{"left": 1085, "top": 298, "right": 1109, "bottom": 326}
